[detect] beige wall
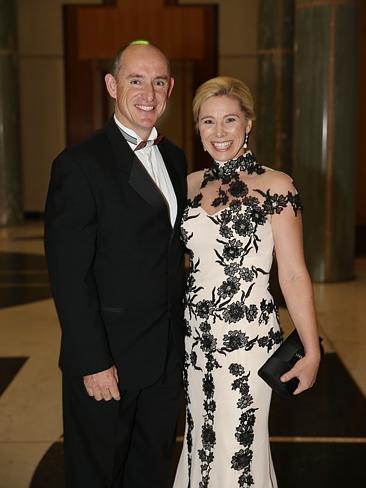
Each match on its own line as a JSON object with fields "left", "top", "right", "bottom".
{"left": 17, "top": 0, "right": 258, "bottom": 211}
{"left": 17, "top": 0, "right": 102, "bottom": 213}
{"left": 181, "top": 0, "right": 258, "bottom": 98}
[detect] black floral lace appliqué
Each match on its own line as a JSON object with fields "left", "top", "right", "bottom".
{"left": 229, "top": 364, "right": 256, "bottom": 487}
{"left": 180, "top": 152, "right": 299, "bottom": 486}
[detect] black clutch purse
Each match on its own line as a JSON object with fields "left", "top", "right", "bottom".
{"left": 258, "top": 329, "right": 323, "bottom": 399}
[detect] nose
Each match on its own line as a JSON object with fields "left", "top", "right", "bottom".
{"left": 143, "top": 82, "right": 155, "bottom": 102}
{"left": 215, "top": 121, "right": 225, "bottom": 137}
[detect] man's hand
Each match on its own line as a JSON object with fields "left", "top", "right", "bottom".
{"left": 83, "top": 365, "right": 120, "bottom": 401}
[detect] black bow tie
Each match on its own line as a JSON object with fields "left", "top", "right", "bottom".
{"left": 119, "top": 127, "right": 164, "bottom": 151}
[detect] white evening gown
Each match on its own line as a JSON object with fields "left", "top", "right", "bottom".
{"left": 174, "top": 152, "right": 302, "bottom": 488}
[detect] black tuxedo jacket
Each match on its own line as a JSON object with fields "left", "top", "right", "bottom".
{"left": 44, "top": 119, "right": 187, "bottom": 388}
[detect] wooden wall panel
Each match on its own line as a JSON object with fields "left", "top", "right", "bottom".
{"left": 64, "top": 6, "right": 96, "bottom": 145}
{"left": 77, "top": 7, "right": 206, "bottom": 60}
{"left": 63, "top": 0, "right": 217, "bottom": 150}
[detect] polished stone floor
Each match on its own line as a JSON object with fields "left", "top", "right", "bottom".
{"left": 0, "top": 222, "right": 365, "bottom": 487}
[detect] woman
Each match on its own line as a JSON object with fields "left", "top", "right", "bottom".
{"left": 174, "top": 76, "right": 321, "bottom": 487}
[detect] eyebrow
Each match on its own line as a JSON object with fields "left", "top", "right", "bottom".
{"left": 200, "top": 113, "right": 240, "bottom": 120}
{"left": 126, "top": 74, "right": 170, "bottom": 80}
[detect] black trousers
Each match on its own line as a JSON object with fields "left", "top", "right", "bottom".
{"left": 62, "top": 355, "right": 183, "bottom": 488}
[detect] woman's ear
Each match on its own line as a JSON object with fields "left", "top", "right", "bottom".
{"left": 246, "top": 119, "right": 253, "bottom": 134}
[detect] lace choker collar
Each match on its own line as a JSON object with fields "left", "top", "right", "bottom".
{"left": 210, "top": 152, "right": 264, "bottom": 181}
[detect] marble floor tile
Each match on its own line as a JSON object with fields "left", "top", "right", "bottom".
{"left": 0, "top": 300, "right": 62, "bottom": 442}
{"left": 0, "top": 357, "right": 28, "bottom": 396}
{"left": 272, "top": 442, "right": 366, "bottom": 487}
{"left": 0, "top": 299, "right": 62, "bottom": 487}
{"left": 0, "top": 442, "right": 53, "bottom": 488}
{"left": 0, "top": 299, "right": 60, "bottom": 356}
{"left": 0, "top": 355, "right": 62, "bottom": 442}
{"left": 330, "top": 341, "right": 366, "bottom": 398}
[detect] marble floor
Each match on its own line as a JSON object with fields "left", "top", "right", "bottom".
{"left": 0, "top": 222, "right": 365, "bottom": 487}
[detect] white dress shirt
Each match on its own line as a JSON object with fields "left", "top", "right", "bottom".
{"left": 114, "top": 115, "right": 178, "bottom": 227}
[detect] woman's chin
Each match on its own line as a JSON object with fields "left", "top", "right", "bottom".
{"left": 210, "top": 149, "right": 244, "bottom": 162}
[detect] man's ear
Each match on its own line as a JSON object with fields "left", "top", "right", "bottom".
{"left": 167, "top": 77, "right": 175, "bottom": 98}
{"left": 105, "top": 74, "right": 117, "bottom": 99}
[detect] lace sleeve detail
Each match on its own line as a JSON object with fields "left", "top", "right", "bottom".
{"left": 286, "top": 190, "right": 303, "bottom": 215}
{"left": 260, "top": 190, "right": 288, "bottom": 215}
{"left": 255, "top": 177, "right": 303, "bottom": 216}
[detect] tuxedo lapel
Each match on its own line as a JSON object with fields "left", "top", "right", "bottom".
{"left": 104, "top": 119, "right": 170, "bottom": 220}
{"left": 129, "top": 155, "right": 170, "bottom": 218}
{"left": 105, "top": 118, "right": 135, "bottom": 175}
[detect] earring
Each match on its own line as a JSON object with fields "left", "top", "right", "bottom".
{"left": 243, "top": 133, "right": 249, "bottom": 150}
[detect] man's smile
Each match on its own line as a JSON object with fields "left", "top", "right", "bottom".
{"left": 135, "top": 104, "right": 155, "bottom": 112}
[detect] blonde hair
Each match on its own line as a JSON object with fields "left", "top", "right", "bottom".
{"left": 193, "top": 76, "right": 255, "bottom": 128}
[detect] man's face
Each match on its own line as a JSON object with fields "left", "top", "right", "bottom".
{"left": 105, "top": 45, "right": 174, "bottom": 140}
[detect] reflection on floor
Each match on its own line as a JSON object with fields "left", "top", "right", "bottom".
{"left": 0, "top": 252, "right": 50, "bottom": 308}
{"left": 0, "top": 222, "right": 365, "bottom": 488}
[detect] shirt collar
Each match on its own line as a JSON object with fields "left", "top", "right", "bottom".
{"left": 113, "top": 114, "right": 158, "bottom": 144}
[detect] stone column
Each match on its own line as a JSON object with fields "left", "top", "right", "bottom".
{"left": 0, "top": 0, "right": 22, "bottom": 226}
{"left": 293, "top": 0, "right": 359, "bottom": 281}
{"left": 256, "top": 0, "right": 295, "bottom": 173}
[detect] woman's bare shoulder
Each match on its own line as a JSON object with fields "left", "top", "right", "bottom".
{"left": 259, "top": 167, "right": 297, "bottom": 193}
{"left": 187, "top": 170, "right": 205, "bottom": 199}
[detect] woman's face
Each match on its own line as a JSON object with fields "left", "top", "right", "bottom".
{"left": 198, "top": 95, "right": 252, "bottom": 162}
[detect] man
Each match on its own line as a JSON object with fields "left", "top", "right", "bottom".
{"left": 44, "top": 41, "right": 187, "bottom": 487}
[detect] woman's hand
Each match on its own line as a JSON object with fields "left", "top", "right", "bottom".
{"left": 280, "top": 352, "right": 321, "bottom": 395}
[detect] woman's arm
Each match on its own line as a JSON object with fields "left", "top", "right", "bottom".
{"left": 271, "top": 174, "right": 321, "bottom": 395}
